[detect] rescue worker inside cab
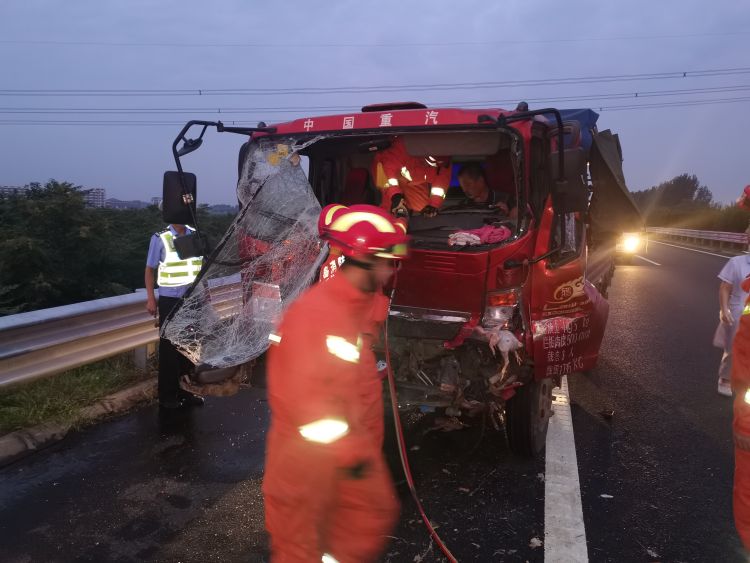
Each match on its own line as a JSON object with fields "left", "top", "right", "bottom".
{"left": 263, "top": 204, "right": 406, "bottom": 562}
{"left": 145, "top": 223, "right": 204, "bottom": 409}
{"left": 372, "top": 136, "right": 450, "bottom": 219}
{"left": 457, "top": 162, "right": 517, "bottom": 219}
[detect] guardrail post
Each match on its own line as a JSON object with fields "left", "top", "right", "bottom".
{"left": 133, "top": 342, "right": 156, "bottom": 370}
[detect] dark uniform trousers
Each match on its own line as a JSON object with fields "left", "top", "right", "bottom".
{"left": 158, "top": 296, "right": 193, "bottom": 401}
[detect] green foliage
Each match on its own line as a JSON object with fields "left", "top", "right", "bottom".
{"left": 0, "top": 355, "right": 147, "bottom": 434}
{"left": 631, "top": 173, "right": 750, "bottom": 232}
{"left": 0, "top": 180, "right": 235, "bottom": 315}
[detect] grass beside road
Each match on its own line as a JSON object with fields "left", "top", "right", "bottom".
{"left": 0, "top": 356, "right": 152, "bottom": 435}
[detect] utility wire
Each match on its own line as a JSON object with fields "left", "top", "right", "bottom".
{"left": 0, "top": 31, "right": 748, "bottom": 48}
{"left": 1, "top": 67, "right": 750, "bottom": 97}
{"left": 0, "top": 95, "right": 748, "bottom": 125}
{"left": 2, "top": 84, "right": 750, "bottom": 114}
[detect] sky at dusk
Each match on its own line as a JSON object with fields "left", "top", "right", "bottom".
{"left": 0, "top": 1, "right": 748, "bottom": 204}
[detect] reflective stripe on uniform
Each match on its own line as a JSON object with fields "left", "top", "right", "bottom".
{"left": 298, "top": 418, "right": 350, "bottom": 444}
{"left": 430, "top": 186, "right": 447, "bottom": 198}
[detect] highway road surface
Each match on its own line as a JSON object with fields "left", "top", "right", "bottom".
{"left": 0, "top": 241, "right": 745, "bottom": 562}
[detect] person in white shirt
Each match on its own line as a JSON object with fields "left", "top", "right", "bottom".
{"left": 717, "top": 235, "right": 750, "bottom": 396}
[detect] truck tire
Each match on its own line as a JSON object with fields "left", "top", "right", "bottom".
{"left": 505, "top": 377, "right": 553, "bottom": 457}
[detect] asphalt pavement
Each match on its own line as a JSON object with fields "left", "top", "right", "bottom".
{"left": 0, "top": 241, "right": 745, "bottom": 562}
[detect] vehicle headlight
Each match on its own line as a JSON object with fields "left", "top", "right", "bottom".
{"left": 484, "top": 288, "right": 519, "bottom": 328}
{"left": 622, "top": 234, "right": 640, "bottom": 253}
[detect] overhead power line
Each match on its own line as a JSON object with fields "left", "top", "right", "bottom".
{"left": 1, "top": 84, "right": 749, "bottom": 115}
{"left": 2, "top": 67, "right": 750, "bottom": 97}
{"left": 0, "top": 31, "right": 748, "bottom": 48}
{"left": 0, "top": 95, "right": 748, "bottom": 126}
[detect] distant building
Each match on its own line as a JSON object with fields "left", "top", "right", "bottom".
{"left": 105, "top": 198, "right": 150, "bottom": 210}
{"left": 150, "top": 197, "right": 163, "bottom": 208}
{"left": 0, "top": 185, "right": 27, "bottom": 197}
{"left": 83, "top": 188, "right": 106, "bottom": 208}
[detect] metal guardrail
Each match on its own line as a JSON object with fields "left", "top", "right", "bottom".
{"left": 0, "top": 279, "right": 243, "bottom": 388}
{"left": 646, "top": 227, "right": 748, "bottom": 247}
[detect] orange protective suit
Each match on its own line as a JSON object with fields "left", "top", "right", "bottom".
{"left": 732, "top": 276, "right": 750, "bottom": 550}
{"left": 371, "top": 137, "right": 450, "bottom": 214}
{"left": 263, "top": 272, "right": 399, "bottom": 562}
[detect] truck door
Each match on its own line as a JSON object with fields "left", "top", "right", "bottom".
{"left": 528, "top": 199, "right": 609, "bottom": 380}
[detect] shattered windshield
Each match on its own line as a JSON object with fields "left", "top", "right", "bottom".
{"left": 162, "top": 136, "right": 327, "bottom": 368}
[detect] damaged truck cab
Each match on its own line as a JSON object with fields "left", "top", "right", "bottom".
{"left": 163, "top": 102, "right": 641, "bottom": 457}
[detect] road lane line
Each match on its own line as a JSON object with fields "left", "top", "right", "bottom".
{"left": 649, "top": 240, "right": 733, "bottom": 259}
{"left": 545, "top": 376, "right": 588, "bottom": 562}
{"left": 635, "top": 255, "right": 661, "bottom": 266}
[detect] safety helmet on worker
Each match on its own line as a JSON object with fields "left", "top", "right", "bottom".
{"left": 318, "top": 204, "right": 409, "bottom": 259}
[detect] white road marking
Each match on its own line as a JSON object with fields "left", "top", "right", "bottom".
{"left": 649, "top": 239, "right": 732, "bottom": 259}
{"left": 635, "top": 255, "right": 661, "bottom": 266}
{"left": 545, "top": 376, "right": 588, "bottom": 562}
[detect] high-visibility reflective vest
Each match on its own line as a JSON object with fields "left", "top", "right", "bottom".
{"left": 156, "top": 229, "right": 203, "bottom": 287}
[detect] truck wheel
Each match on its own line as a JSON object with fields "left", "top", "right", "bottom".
{"left": 505, "top": 378, "right": 553, "bottom": 457}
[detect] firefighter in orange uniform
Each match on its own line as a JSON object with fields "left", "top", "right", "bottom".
{"left": 263, "top": 204, "right": 407, "bottom": 562}
{"left": 733, "top": 185, "right": 750, "bottom": 551}
{"left": 372, "top": 136, "right": 450, "bottom": 218}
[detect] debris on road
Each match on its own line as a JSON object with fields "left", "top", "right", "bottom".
{"left": 412, "top": 540, "right": 434, "bottom": 562}
{"left": 529, "top": 537, "right": 543, "bottom": 549}
{"left": 600, "top": 493, "right": 614, "bottom": 499}
{"left": 599, "top": 409, "right": 616, "bottom": 420}
{"left": 468, "top": 467, "right": 499, "bottom": 497}
{"left": 647, "top": 548, "right": 660, "bottom": 559}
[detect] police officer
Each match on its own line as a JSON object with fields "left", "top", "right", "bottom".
{"left": 145, "top": 223, "right": 204, "bottom": 409}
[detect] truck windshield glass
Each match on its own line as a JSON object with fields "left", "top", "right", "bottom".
{"left": 162, "top": 136, "right": 328, "bottom": 369}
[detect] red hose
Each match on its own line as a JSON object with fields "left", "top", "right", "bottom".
{"left": 385, "top": 276, "right": 458, "bottom": 562}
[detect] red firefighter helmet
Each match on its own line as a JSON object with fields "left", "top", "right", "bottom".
{"left": 318, "top": 204, "right": 409, "bottom": 259}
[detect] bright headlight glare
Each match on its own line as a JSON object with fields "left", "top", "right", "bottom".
{"left": 623, "top": 234, "right": 640, "bottom": 253}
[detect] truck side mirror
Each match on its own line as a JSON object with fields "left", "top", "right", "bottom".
{"left": 162, "top": 171, "right": 197, "bottom": 224}
{"left": 550, "top": 147, "right": 588, "bottom": 213}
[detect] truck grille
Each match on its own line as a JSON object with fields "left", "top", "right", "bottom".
{"left": 422, "top": 253, "right": 457, "bottom": 273}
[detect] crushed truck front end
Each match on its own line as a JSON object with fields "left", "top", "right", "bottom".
{"left": 163, "top": 102, "right": 641, "bottom": 458}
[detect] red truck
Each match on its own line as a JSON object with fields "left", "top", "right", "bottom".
{"left": 162, "top": 102, "right": 641, "bottom": 456}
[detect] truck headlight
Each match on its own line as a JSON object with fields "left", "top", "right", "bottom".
{"left": 622, "top": 234, "right": 640, "bottom": 253}
{"left": 484, "top": 289, "right": 519, "bottom": 328}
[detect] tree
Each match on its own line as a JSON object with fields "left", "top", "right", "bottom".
{"left": 631, "top": 173, "right": 715, "bottom": 226}
{"left": 0, "top": 181, "right": 237, "bottom": 315}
